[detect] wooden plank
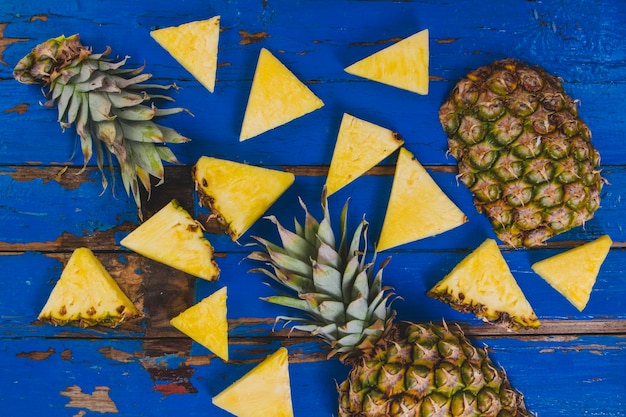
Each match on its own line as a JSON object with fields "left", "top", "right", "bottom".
{"left": 1, "top": 335, "right": 624, "bottom": 416}
{"left": 1, "top": 0, "right": 625, "bottom": 415}
{"left": 1, "top": 165, "right": 624, "bottom": 252}
{"left": 0, "top": 1, "right": 624, "bottom": 166}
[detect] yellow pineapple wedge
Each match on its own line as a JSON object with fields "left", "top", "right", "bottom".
{"left": 345, "top": 29, "right": 429, "bottom": 95}
{"left": 326, "top": 113, "right": 404, "bottom": 196}
{"left": 376, "top": 147, "right": 467, "bottom": 252}
{"left": 192, "top": 156, "right": 295, "bottom": 241}
{"left": 150, "top": 16, "right": 220, "bottom": 93}
{"left": 212, "top": 347, "right": 293, "bottom": 417}
{"left": 170, "top": 287, "right": 228, "bottom": 361}
{"left": 120, "top": 199, "right": 220, "bottom": 281}
{"left": 239, "top": 48, "right": 324, "bottom": 141}
{"left": 428, "top": 238, "right": 540, "bottom": 329}
{"left": 39, "top": 247, "right": 142, "bottom": 328}
{"left": 532, "top": 235, "right": 612, "bottom": 311}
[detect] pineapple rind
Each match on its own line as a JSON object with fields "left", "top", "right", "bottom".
{"left": 439, "top": 58, "right": 603, "bottom": 248}
{"left": 344, "top": 29, "right": 429, "bottom": 95}
{"left": 377, "top": 147, "right": 467, "bottom": 252}
{"left": 193, "top": 156, "right": 295, "bottom": 241}
{"left": 38, "top": 247, "right": 141, "bottom": 328}
{"left": 120, "top": 199, "right": 220, "bottom": 281}
{"left": 326, "top": 113, "right": 404, "bottom": 196}
{"left": 428, "top": 238, "right": 540, "bottom": 329}
{"left": 150, "top": 16, "right": 220, "bottom": 93}
{"left": 239, "top": 48, "right": 324, "bottom": 141}
{"left": 212, "top": 347, "right": 294, "bottom": 417}
{"left": 531, "top": 235, "right": 612, "bottom": 311}
{"left": 170, "top": 287, "right": 228, "bottom": 360}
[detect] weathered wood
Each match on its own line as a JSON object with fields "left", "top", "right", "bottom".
{"left": 1, "top": 0, "right": 625, "bottom": 416}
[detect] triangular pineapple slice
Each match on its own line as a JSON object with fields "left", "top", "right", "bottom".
{"left": 193, "top": 156, "right": 295, "bottom": 241}
{"left": 170, "top": 287, "right": 228, "bottom": 361}
{"left": 212, "top": 347, "right": 293, "bottom": 417}
{"left": 345, "top": 29, "right": 429, "bottom": 95}
{"left": 532, "top": 235, "right": 612, "bottom": 311}
{"left": 120, "top": 199, "right": 220, "bottom": 281}
{"left": 239, "top": 48, "right": 324, "bottom": 141}
{"left": 428, "top": 238, "right": 540, "bottom": 329}
{"left": 38, "top": 247, "right": 142, "bottom": 328}
{"left": 326, "top": 113, "right": 404, "bottom": 196}
{"left": 376, "top": 147, "right": 467, "bottom": 252}
{"left": 150, "top": 16, "right": 220, "bottom": 93}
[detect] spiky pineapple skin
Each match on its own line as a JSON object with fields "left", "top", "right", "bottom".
{"left": 338, "top": 322, "right": 530, "bottom": 417}
{"left": 439, "top": 59, "right": 603, "bottom": 247}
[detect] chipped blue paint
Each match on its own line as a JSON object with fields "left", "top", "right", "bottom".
{"left": 0, "top": 1, "right": 625, "bottom": 416}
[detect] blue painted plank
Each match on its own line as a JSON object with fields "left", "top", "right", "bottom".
{"left": 1, "top": 0, "right": 624, "bottom": 166}
{"left": 1, "top": 335, "right": 624, "bottom": 416}
{"left": 1, "top": 1, "right": 625, "bottom": 416}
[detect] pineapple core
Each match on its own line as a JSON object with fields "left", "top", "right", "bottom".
{"left": 150, "top": 16, "right": 220, "bottom": 93}
{"left": 212, "top": 347, "right": 294, "bottom": 417}
{"left": 532, "top": 235, "right": 612, "bottom": 311}
{"left": 345, "top": 29, "right": 429, "bottom": 95}
{"left": 38, "top": 247, "right": 141, "bottom": 328}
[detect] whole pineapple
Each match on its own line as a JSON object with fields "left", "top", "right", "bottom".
{"left": 439, "top": 59, "right": 603, "bottom": 247}
{"left": 249, "top": 192, "right": 531, "bottom": 417}
{"left": 13, "top": 34, "right": 190, "bottom": 216}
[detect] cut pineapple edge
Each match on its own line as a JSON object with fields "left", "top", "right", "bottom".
{"left": 150, "top": 15, "right": 220, "bottom": 93}
{"left": 239, "top": 47, "right": 324, "bottom": 141}
{"left": 376, "top": 147, "right": 467, "bottom": 252}
{"left": 212, "top": 347, "right": 294, "bottom": 417}
{"left": 38, "top": 247, "right": 142, "bottom": 328}
{"left": 344, "top": 28, "right": 429, "bottom": 95}
{"left": 531, "top": 235, "right": 612, "bottom": 311}
{"left": 120, "top": 199, "right": 220, "bottom": 281}
{"left": 192, "top": 156, "right": 296, "bottom": 241}
{"left": 428, "top": 238, "right": 540, "bottom": 330}
{"left": 170, "top": 287, "right": 229, "bottom": 361}
{"left": 326, "top": 113, "right": 404, "bottom": 196}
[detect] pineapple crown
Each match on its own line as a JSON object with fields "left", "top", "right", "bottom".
{"left": 249, "top": 191, "right": 396, "bottom": 360}
{"left": 13, "top": 34, "right": 191, "bottom": 218}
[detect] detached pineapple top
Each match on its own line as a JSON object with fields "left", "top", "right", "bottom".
{"left": 13, "top": 34, "right": 190, "bottom": 216}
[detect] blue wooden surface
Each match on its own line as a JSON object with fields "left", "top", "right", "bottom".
{"left": 1, "top": 1, "right": 625, "bottom": 416}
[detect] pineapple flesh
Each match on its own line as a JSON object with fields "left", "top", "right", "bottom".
{"left": 120, "top": 199, "right": 220, "bottom": 281}
{"left": 192, "top": 156, "right": 295, "bottom": 241}
{"left": 428, "top": 238, "right": 540, "bottom": 330}
{"left": 439, "top": 59, "right": 604, "bottom": 247}
{"left": 249, "top": 194, "right": 531, "bottom": 417}
{"left": 212, "top": 347, "right": 294, "bottom": 417}
{"left": 39, "top": 247, "right": 142, "bottom": 328}
{"left": 532, "top": 234, "right": 612, "bottom": 311}
{"left": 240, "top": 48, "right": 324, "bottom": 141}
{"left": 170, "top": 287, "right": 229, "bottom": 361}
{"left": 345, "top": 29, "right": 429, "bottom": 95}
{"left": 150, "top": 16, "right": 221, "bottom": 93}
{"left": 13, "top": 34, "right": 190, "bottom": 215}
{"left": 377, "top": 147, "right": 467, "bottom": 252}
{"left": 326, "top": 113, "right": 404, "bottom": 196}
